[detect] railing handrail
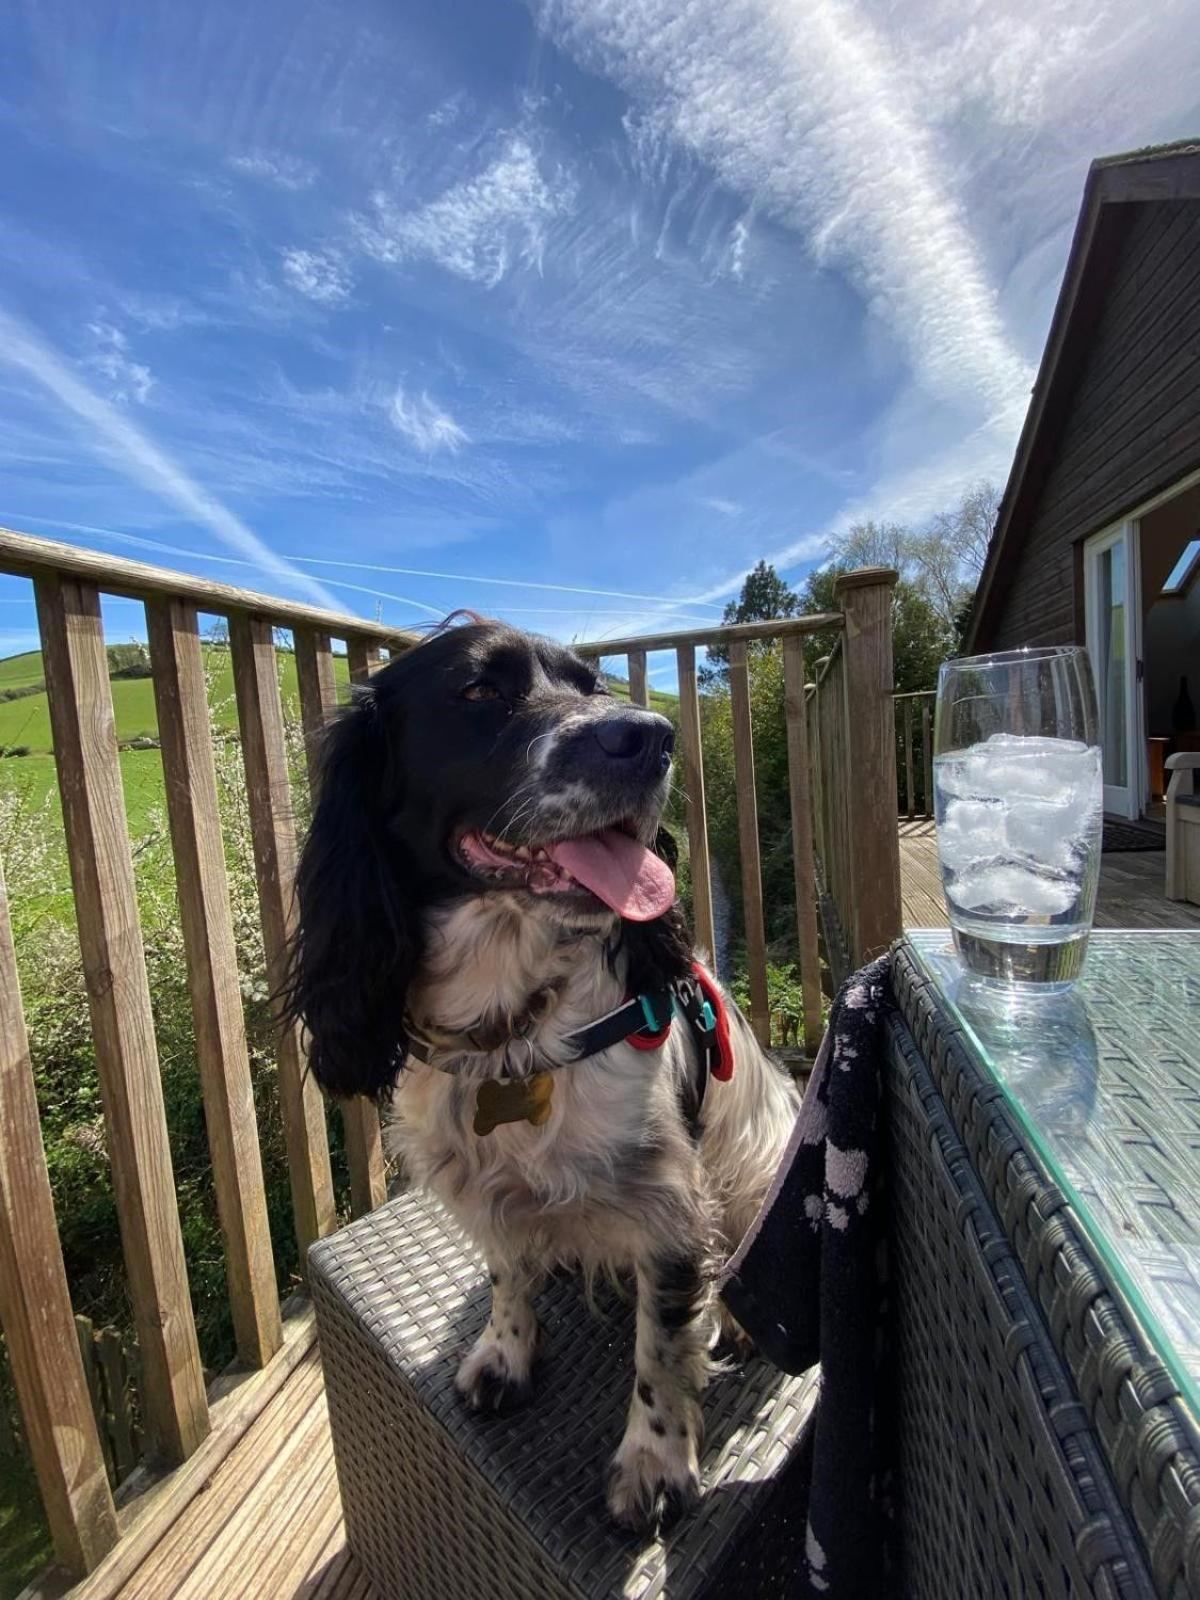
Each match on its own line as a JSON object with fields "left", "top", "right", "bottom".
{"left": 573, "top": 610, "right": 843, "bottom": 658}
{"left": 891, "top": 687, "right": 936, "bottom": 700}
{"left": 0, "top": 525, "right": 415, "bottom": 647}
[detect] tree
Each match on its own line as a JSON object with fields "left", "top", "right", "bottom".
{"left": 830, "top": 519, "right": 908, "bottom": 573}
{"left": 796, "top": 565, "right": 952, "bottom": 693}
{"left": 830, "top": 483, "right": 1000, "bottom": 632}
{"left": 929, "top": 480, "right": 1000, "bottom": 581}
{"left": 700, "top": 560, "right": 800, "bottom": 684}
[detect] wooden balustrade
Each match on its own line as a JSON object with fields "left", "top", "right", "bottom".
{"left": 0, "top": 527, "right": 411, "bottom": 1582}
{"left": 574, "top": 594, "right": 900, "bottom": 1056}
{"left": 0, "top": 522, "right": 900, "bottom": 1588}
{"left": 894, "top": 689, "right": 936, "bottom": 819}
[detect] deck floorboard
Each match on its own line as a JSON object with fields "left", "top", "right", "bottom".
{"left": 107, "top": 1347, "right": 371, "bottom": 1600}
{"left": 899, "top": 819, "right": 1200, "bottom": 931}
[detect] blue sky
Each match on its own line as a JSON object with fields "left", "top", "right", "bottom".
{"left": 2, "top": 0, "right": 1199, "bottom": 673}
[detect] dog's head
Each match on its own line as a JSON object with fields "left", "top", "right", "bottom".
{"left": 287, "top": 620, "right": 688, "bottom": 1097}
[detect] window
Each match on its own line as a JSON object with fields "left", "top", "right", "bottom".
{"left": 1161, "top": 538, "right": 1200, "bottom": 595}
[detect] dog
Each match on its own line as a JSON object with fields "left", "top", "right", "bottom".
{"left": 286, "top": 619, "right": 800, "bottom": 1532}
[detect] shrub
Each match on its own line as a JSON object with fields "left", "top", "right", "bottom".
{"left": 106, "top": 642, "right": 153, "bottom": 679}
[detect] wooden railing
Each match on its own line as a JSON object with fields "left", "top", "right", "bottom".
{"left": 577, "top": 566, "right": 902, "bottom": 1047}
{"left": 0, "top": 529, "right": 902, "bottom": 1590}
{"left": 0, "top": 527, "right": 410, "bottom": 1584}
{"left": 894, "top": 689, "right": 936, "bottom": 820}
{"left": 803, "top": 570, "right": 904, "bottom": 983}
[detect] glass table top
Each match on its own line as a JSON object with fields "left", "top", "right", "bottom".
{"left": 905, "top": 928, "right": 1200, "bottom": 1418}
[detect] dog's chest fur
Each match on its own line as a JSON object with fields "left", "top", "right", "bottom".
{"left": 385, "top": 898, "right": 693, "bottom": 1262}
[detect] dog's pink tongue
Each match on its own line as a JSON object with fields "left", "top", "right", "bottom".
{"left": 548, "top": 829, "right": 675, "bottom": 921}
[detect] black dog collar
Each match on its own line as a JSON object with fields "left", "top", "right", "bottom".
{"left": 405, "top": 970, "right": 730, "bottom": 1084}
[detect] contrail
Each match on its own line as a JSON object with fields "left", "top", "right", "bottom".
{"left": 0, "top": 308, "right": 341, "bottom": 611}
{"left": 286, "top": 553, "right": 724, "bottom": 609}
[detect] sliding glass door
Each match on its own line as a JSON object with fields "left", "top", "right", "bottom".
{"left": 1084, "top": 521, "right": 1142, "bottom": 819}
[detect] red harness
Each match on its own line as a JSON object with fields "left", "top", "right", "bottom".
{"left": 624, "top": 962, "right": 734, "bottom": 1082}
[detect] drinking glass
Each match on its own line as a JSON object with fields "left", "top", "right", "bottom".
{"left": 933, "top": 645, "right": 1102, "bottom": 988}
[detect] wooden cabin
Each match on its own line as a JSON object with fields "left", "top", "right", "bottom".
{"left": 969, "top": 140, "right": 1200, "bottom": 822}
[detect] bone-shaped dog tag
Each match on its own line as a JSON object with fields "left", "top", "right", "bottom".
{"left": 474, "top": 1072, "right": 554, "bottom": 1136}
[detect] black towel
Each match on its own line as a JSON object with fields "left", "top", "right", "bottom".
{"left": 720, "top": 955, "right": 893, "bottom": 1599}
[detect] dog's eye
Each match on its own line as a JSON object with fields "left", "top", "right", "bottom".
{"left": 462, "top": 680, "right": 501, "bottom": 702}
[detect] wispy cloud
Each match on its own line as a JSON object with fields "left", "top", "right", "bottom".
{"left": 85, "top": 320, "right": 154, "bottom": 404}
{"left": 229, "top": 151, "right": 317, "bottom": 191}
{"left": 688, "top": 410, "right": 1019, "bottom": 602}
{"left": 280, "top": 248, "right": 352, "bottom": 304}
{"left": 356, "top": 136, "right": 573, "bottom": 286}
{"left": 535, "top": 0, "right": 1035, "bottom": 420}
{"left": 0, "top": 305, "right": 341, "bottom": 609}
{"left": 389, "top": 384, "right": 469, "bottom": 454}
{"left": 724, "top": 217, "right": 750, "bottom": 280}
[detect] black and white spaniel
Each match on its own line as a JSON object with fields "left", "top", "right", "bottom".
{"left": 286, "top": 619, "right": 799, "bottom": 1533}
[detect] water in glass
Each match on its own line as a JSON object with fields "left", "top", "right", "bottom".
{"left": 934, "top": 647, "right": 1102, "bottom": 987}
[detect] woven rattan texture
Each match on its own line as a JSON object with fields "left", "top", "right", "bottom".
{"left": 310, "top": 1188, "right": 818, "bottom": 1600}
{"left": 887, "top": 1015, "right": 1155, "bottom": 1598}
{"left": 892, "top": 942, "right": 1200, "bottom": 1600}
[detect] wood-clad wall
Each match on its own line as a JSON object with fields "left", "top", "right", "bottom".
{"left": 986, "top": 200, "right": 1200, "bottom": 649}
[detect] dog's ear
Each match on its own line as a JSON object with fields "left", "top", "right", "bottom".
{"left": 621, "top": 824, "right": 694, "bottom": 994}
{"left": 284, "top": 687, "right": 420, "bottom": 1101}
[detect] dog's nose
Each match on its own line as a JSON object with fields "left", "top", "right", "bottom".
{"left": 593, "top": 711, "right": 675, "bottom": 774}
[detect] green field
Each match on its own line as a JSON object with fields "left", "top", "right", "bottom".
{"left": 0, "top": 647, "right": 673, "bottom": 757}
{"left": 0, "top": 645, "right": 353, "bottom": 755}
{"left": 0, "top": 648, "right": 677, "bottom": 862}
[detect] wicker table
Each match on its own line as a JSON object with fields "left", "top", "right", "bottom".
{"left": 889, "top": 930, "right": 1200, "bottom": 1600}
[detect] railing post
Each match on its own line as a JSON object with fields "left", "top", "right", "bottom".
{"left": 728, "top": 640, "right": 770, "bottom": 1046}
{"left": 903, "top": 699, "right": 915, "bottom": 820}
{"left": 147, "top": 597, "right": 283, "bottom": 1369}
{"left": 0, "top": 851, "right": 120, "bottom": 1573}
{"left": 921, "top": 697, "right": 934, "bottom": 820}
{"left": 782, "top": 639, "right": 824, "bottom": 1056}
{"left": 229, "top": 613, "right": 336, "bottom": 1261}
{"left": 35, "top": 573, "right": 210, "bottom": 1466}
{"left": 675, "top": 645, "right": 716, "bottom": 964}
{"left": 627, "top": 648, "right": 649, "bottom": 708}
{"left": 780, "top": 636, "right": 825, "bottom": 1062}
{"left": 835, "top": 568, "right": 902, "bottom": 963}
{"left": 337, "top": 637, "right": 389, "bottom": 1217}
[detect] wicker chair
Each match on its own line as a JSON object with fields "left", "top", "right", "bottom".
{"left": 1165, "top": 751, "right": 1200, "bottom": 904}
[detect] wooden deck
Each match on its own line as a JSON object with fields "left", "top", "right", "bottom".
{"left": 899, "top": 819, "right": 1200, "bottom": 930}
{"left": 104, "top": 1350, "right": 365, "bottom": 1600}
{"left": 29, "top": 1314, "right": 372, "bottom": 1600}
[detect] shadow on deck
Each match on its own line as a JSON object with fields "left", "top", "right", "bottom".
{"left": 898, "top": 819, "right": 1200, "bottom": 931}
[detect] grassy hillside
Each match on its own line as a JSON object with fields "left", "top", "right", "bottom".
{"left": 1, "top": 749, "right": 166, "bottom": 844}
{"left": 0, "top": 645, "right": 677, "bottom": 850}
{"left": 0, "top": 650, "right": 45, "bottom": 690}
{"left": 0, "top": 644, "right": 352, "bottom": 754}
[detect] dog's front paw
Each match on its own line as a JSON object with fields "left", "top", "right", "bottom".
{"left": 606, "top": 1413, "right": 701, "bottom": 1535}
{"left": 455, "top": 1325, "right": 537, "bottom": 1414}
